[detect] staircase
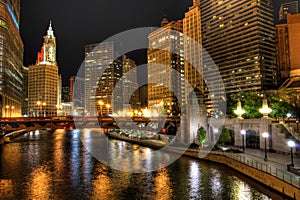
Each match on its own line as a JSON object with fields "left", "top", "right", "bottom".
{"left": 278, "top": 122, "right": 300, "bottom": 141}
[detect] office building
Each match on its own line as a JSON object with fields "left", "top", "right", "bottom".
{"left": 0, "top": 0, "right": 23, "bottom": 117}
{"left": 22, "top": 66, "right": 28, "bottom": 116}
{"left": 69, "top": 76, "right": 84, "bottom": 116}
{"left": 279, "top": 14, "right": 300, "bottom": 89}
{"left": 279, "top": 1, "right": 299, "bottom": 21}
{"left": 84, "top": 42, "right": 114, "bottom": 116}
{"left": 96, "top": 59, "right": 122, "bottom": 115}
{"left": 183, "top": 0, "right": 203, "bottom": 94}
{"left": 121, "top": 55, "right": 139, "bottom": 109}
{"left": 28, "top": 22, "right": 59, "bottom": 117}
{"left": 200, "top": 0, "right": 278, "bottom": 112}
{"left": 147, "top": 17, "right": 184, "bottom": 116}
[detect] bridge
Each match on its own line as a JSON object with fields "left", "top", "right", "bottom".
{"left": 0, "top": 116, "right": 180, "bottom": 135}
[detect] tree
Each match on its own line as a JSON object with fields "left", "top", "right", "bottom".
{"left": 218, "top": 126, "right": 231, "bottom": 146}
{"left": 276, "top": 88, "right": 300, "bottom": 120}
{"left": 227, "top": 91, "right": 263, "bottom": 119}
{"left": 269, "top": 90, "right": 293, "bottom": 119}
{"left": 197, "top": 127, "right": 207, "bottom": 144}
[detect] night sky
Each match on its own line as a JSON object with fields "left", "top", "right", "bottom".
{"left": 20, "top": 0, "right": 289, "bottom": 85}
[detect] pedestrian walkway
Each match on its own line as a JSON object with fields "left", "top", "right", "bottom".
{"left": 243, "top": 148, "right": 300, "bottom": 172}
{"left": 208, "top": 148, "right": 300, "bottom": 188}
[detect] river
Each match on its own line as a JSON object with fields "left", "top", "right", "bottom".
{"left": 0, "top": 129, "right": 286, "bottom": 199}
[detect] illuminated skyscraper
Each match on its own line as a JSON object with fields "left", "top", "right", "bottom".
{"left": 183, "top": 0, "right": 203, "bottom": 94}
{"left": 28, "top": 22, "right": 59, "bottom": 117}
{"left": 84, "top": 42, "right": 114, "bottom": 116}
{"left": 0, "top": 0, "right": 23, "bottom": 117}
{"left": 121, "top": 55, "right": 139, "bottom": 109}
{"left": 84, "top": 42, "right": 138, "bottom": 116}
{"left": 279, "top": 14, "right": 300, "bottom": 89}
{"left": 147, "top": 18, "right": 184, "bottom": 115}
{"left": 200, "top": 0, "right": 277, "bottom": 106}
{"left": 69, "top": 76, "right": 84, "bottom": 116}
{"left": 279, "top": 1, "right": 299, "bottom": 21}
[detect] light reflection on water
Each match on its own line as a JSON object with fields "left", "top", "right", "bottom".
{"left": 0, "top": 129, "right": 282, "bottom": 199}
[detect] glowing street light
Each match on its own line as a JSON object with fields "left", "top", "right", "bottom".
{"left": 259, "top": 99, "right": 272, "bottom": 119}
{"left": 105, "top": 104, "right": 111, "bottom": 115}
{"left": 234, "top": 99, "right": 245, "bottom": 119}
{"left": 98, "top": 100, "right": 104, "bottom": 117}
{"left": 5, "top": 105, "right": 9, "bottom": 117}
{"left": 42, "top": 102, "right": 46, "bottom": 117}
{"left": 262, "top": 132, "right": 269, "bottom": 161}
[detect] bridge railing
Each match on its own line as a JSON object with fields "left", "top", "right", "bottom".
{"left": 210, "top": 151, "right": 300, "bottom": 188}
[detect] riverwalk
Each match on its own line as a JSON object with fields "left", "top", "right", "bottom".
{"left": 107, "top": 131, "right": 300, "bottom": 199}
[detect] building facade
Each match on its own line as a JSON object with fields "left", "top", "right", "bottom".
{"left": 0, "top": 0, "right": 23, "bottom": 117}
{"left": 200, "top": 0, "right": 278, "bottom": 110}
{"left": 279, "top": 14, "right": 300, "bottom": 89}
{"left": 28, "top": 22, "right": 59, "bottom": 117}
{"left": 84, "top": 42, "right": 114, "bottom": 116}
{"left": 121, "top": 55, "right": 139, "bottom": 109}
{"left": 279, "top": 1, "right": 299, "bottom": 21}
{"left": 183, "top": 0, "right": 203, "bottom": 94}
{"left": 21, "top": 66, "right": 28, "bottom": 116}
{"left": 147, "top": 18, "right": 184, "bottom": 116}
{"left": 69, "top": 76, "right": 84, "bottom": 116}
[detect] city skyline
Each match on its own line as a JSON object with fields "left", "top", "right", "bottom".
{"left": 20, "top": 0, "right": 289, "bottom": 84}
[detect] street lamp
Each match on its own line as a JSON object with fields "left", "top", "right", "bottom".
{"left": 259, "top": 99, "right": 272, "bottom": 119}
{"left": 5, "top": 105, "right": 9, "bottom": 117}
{"left": 98, "top": 100, "right": 104, "bottom": 117}
{"left": 11, "top": 106, "right": 14, "bottom": 118}
{"left": 262, "top": 132, "right": 269, "bottom": 161}
{"left": 37, "top": 101, "right": 41, "bottom": 117}
{"left": 286, "top": 113, "right": 292, "bottom": 126}
{"left": 105, "top": 104, "right": 111, "bottom": 116}
{"left": 42, "top": 102, "right": 46, "bottom": 117}
{"left": 234, "top": 99, "right": 245, "bottom": 119}
{"left": 241, "top": 130, "right": 246, "bottom": 151}
{"left": 287, "top": 140, "right": 296, "bottom": 167}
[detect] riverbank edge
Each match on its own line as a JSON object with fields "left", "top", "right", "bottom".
{"left": 1, "top": 129, "right": 298, "bottom": 199}
{"left": 107, "top": 131, "right": 299, "bottom": 200}
{"left": 0, "top": 128, "right": 42, "bottom": 144}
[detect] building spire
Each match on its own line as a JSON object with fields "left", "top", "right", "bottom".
{"left": 47, "top": 20, "right": 54, "bottom": 37}
{"left": 193, "top": 0, "right": 200, "bottom": 6}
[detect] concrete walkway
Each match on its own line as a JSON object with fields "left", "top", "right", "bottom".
{"left": 241, "top": 148, "right": 300, "bottom": 172}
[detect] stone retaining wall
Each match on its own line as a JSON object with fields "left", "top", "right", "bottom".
{"left": 184, "top": 151, "right": 299, "bottom": 199}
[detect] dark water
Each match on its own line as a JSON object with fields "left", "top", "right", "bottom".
{"left": 0, "top": 129, "right": 285, "bottom": 200}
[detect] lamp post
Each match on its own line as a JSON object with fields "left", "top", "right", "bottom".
{"left": 262, "top": 132, "right": 269, "bottom": 161}
{"left": 5, "top": 105, "right": 9, "bottom": 117}
{"left": 241, "top": 130, "right": 246, "bottom": 151}
{"left": 259, "top": 98, "right": 272, "bottom": 119}
{"left": 105, "top": 104, "right": 111, "bottom": 116}
{"left": 42, "top": 102, "right": 46, "bottom": 117}
{"left": 37, "top": 101, "right": 41, "bottom": 117}
{"left": 286, "top": 113, "right": 292, "bottom": 126}
{"left": 98, "top": 100, "right": 104, "bottom": 117}
{"left": 234, "top": 99, "right": 245, "bottom": 119}
{"left": 11, "top": 106, "right": 14, "bottom": 118}
{"left": 287, "top": 140, "right": 296, "bottom": 167}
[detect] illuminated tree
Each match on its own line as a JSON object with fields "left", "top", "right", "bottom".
{"left": 197, "top": 127, "right": 207, "bottom": 144}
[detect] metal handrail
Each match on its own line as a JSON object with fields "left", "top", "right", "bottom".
{"left": 210, "top": 151, "right": 300, "bottom": 188}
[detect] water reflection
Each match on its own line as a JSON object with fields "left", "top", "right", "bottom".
{"left": 0, "top": 129, "right": 279, "bottom": 199}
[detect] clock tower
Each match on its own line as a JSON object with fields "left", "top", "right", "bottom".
{"left": 36, "top": 21, "right": 57, "bottom": 66}
{"left": 28, "top": 21, "right": 59, "bottom": 117}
